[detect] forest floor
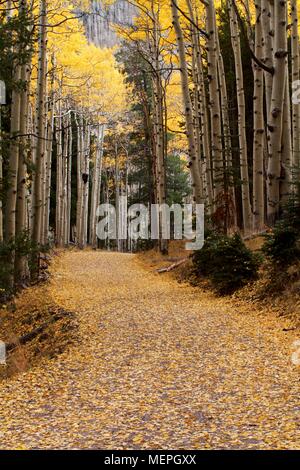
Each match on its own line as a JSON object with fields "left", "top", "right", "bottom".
{"left": 0, "top": 250, "right": 300, "bottom": 449}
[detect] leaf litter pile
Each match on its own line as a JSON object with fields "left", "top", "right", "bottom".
{"left": 0, "top": 251, "right": 299, "bottom": 449}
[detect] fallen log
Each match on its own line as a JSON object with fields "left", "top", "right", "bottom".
{"left": 157, "top": 258, "right": 188, "bottom": 273}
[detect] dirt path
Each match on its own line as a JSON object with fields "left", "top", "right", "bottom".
{"left": 0, "top": 251, "right": 299, "bottom": 449}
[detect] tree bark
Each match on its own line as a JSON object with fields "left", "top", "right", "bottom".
{"left": 290, "top": 0, "right": 300, "bottom": 176}
{"left": 32, "top": 0, "right": 47, "bottom": 246}
{"left": 228, "top": 0, "right": 252, "bottom": 234}
{"left": 253, "top": 0, "right": 265, "bottom": 232}
{"left": 171, "top": 0, "right": 203, "bottom": 205}
{"left": 266, "top": 0, "right": 288, "bottom": 223}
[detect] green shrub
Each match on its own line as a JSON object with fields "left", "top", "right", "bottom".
{"left": 0, "top": 239, "right": 14, "bottom": 297}
{"left": 0, "top": 231, "right": 48, "bottom": 301}
{"left": 262, "top": 194, "right": 300, "bottom": 268}
{"left": 192, "top": 233, "right": 261, "bottom": 295}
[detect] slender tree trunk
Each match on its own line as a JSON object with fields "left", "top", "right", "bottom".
{"left": 202, "top": 0, "right": 224, "bottom": 201}
{"left": 75, "top": 113, "right": 83, "bottom": 247}
{"left": 66, "top": 112, "right": 73, "bottom": 245}
{"left": 5, "top": 64, "right": 21, "bottom": 288}
{"left": 55, "top": 102, "right": 63, "bottom": 246}
{"left": 43, "top": 89, "right": 54, "bottom": 245}
{"left": 5, "top": 64, "right": 21, "bottom": 244}
{"left": 90, "top": 125, "right": 104, "bottom": 249}
{"left": 261, "top": 0, "right": 274, "bottom": 114}
{"left": 281, "top": 72, "right": 292, "bottom": 202}
{"left": 267, "top": 0, "right": 288, "bottom": 223}
{"left": 291, "top": 0, "right": 300, "bottom": 176}
{"left": 32, "top": 0, "right": 47, "bottom": 246}
{"left": 171, "top": 0, "right": 203, "bottom": 204}
{"left": 253, "top": 0, "right": 265, "bottom": 232}
{"left": 228, "top": 0, "right": 252, "bottom": 234}
{"left": 15, "top": 59, "right": 30, "bottom": 281}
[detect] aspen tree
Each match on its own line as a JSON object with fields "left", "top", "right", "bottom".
{"left": 32, "top": 0, "right": 48, "bottom": 246}
{"left": 267, "top": 0, "right": 288, "bottom": 222}
{"left": 185, "top": 0, "right": 213, "bottom": 209}
{"left": 75, "top": 113, "right": 83, "bottom": 247}
{"left": 15, "top": 55, "right": 31, "bottom": 280}
{"left": 253, "top": 0, "right": 265, "bottom": 232}
{"left": 66, "top": 112, "right": 73, "bottom": 246}
{"left": 151, "top": 5, "right": 168, "bottom": 254}
{"left": 5, "top": 61, "right": 21, "bottom": 287}
{"left": 290, "top": 0, "right": 300, "bottom": 174}
{"left": 89, "top": 125, "right": 104, "bottom": 249}
{"left": 82, "top": 122, "right": 91, "bottom": 248}
{"left": 281, "top": 74, "right": 292, "bottom": 202}
{"left": 171, "top": 0, "right": 203, "bottom": 204}
{"left": 261, "top": 0, "right": 274, "bottom": 113}
{"left": 228, "top": 0, "right": 252, "bottom": 234}
{"left": 55, "top": 97, "right": 63, "bottom": 246}
{"left": 192, "top": 5, "right": 214, "bottom": 209}
{"left": 43, "top": 80, "right": 55, "bottom": 245}
{"left": 62, "top": 112, "right": 69, "bottom": 246}
{"left": 201, "top": 0, "right": 224, "bottom": 200}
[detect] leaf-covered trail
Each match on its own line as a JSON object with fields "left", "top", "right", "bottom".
{"left": 0, "top": 251, "right": 299, "bottom": 449}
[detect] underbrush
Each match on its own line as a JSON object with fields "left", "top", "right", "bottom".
{"left": 0, "top": 232, "right": 51, "bottom": 304}
{"left": 0, "top": 291, "right": 78, "bottom": 380}
{"left": 192, "top": 233, "right": 261, "bottom": 295}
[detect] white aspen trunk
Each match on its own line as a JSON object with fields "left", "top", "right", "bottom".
{"left": 15, "top": 57, "right": 30, "bottom": 281}
{"left": 267, "top": 0, "right": 288, "bottom": 223}
{"left": 156, "top": 77, "right": 168, "bottom": 254}
{"left": 189, "top": 12, "right": 204, "bottom": 201}
{"left": 62, "top": 113, "right": 69, "bottom": 246}
{"left": 55, "top": 103, "right": 63, "bottom": 246}
{"left": 28, "top": 101, "right": 34, "bottom": 234}
{"left": 171, "top": 0, "right": 203, "bottom": 204}
{"left": 89, "top": 125, "right": 104, "bottom": 248}
{"left": 43, "top": 90, "right": 54, "bottom": 245}
{"left": 253, "top": 0, "right": 265, "bottom": 232}
{"left": 261, "top": 0, "right": 274, "bottom": 114}
{"left": 66, "top": 112, "right": 73, "bottom": 245}
{"left": 281, "top": 73, "right": 292, "bottom": 202}
{"left": 32, "top": 0, "right": 47, "bottom": 246}
{"left": 197, "top": 49, "right": 214, "bottom": 211}
{"left": 40, "top": 64, "right": 49, "bottom": 246}
{"left": 115, "top": 141, "right": 121, "bottom": 252}
{"left": 5, "top": 64, "right": 21, "bottom": 288}
{"left": 5, "top": 61, "right": 21, "bottom": 241}
{"left": 75, "top": 114, "right": 83, "bottom": 247}
{"left": 290, "top": 0, "right": 300, "bottom": 176}
{"left": 79, "top": 121, "right": 90, "bottom": 248}
{"left": 202, "top": 0, "right": 224, "bottom": 201}
{"left": 188, "top": 5, "right": 213, "bottom": 210}
{"left": 228, "top": 0, "right": 252, "bottom": 234}
{"left": 151, "top": 10, "right": 169, "bottom": 255}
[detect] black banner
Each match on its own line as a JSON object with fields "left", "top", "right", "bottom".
{"left": 0, "top": 450, "right": 299, "bottom": 467}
